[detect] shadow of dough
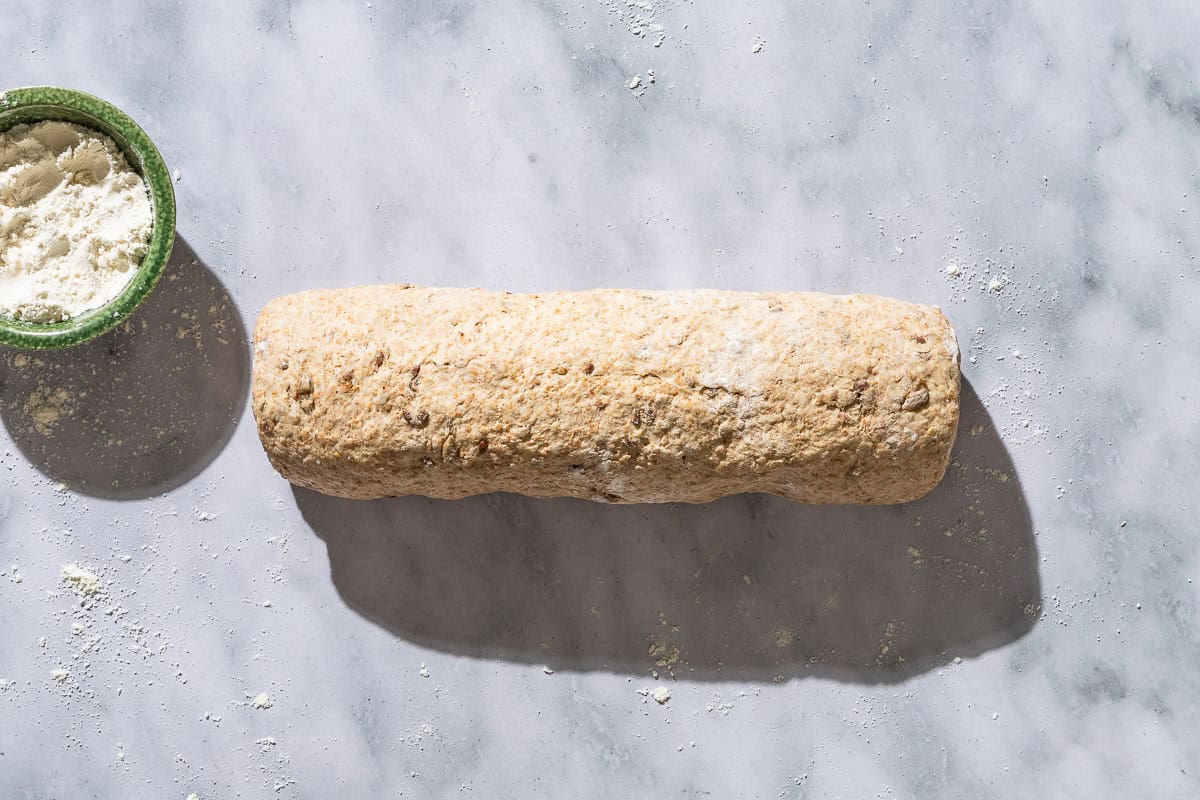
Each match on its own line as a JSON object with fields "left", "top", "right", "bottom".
{"left": 0, "top": 235, "right": 248, "bottom": 499}
{"left": 294, "top": 379, "right": 1040, "bottom": 683}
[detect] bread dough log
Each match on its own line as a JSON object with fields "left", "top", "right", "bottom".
{"left": 252, "top": 286, "right": 960, "bottom": 504}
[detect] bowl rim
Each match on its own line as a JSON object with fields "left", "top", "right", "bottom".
{"left": 0, "top": 85, "right": 176, "bottom": 350}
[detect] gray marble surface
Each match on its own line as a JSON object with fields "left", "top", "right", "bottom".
{"left": 1, "top": 1, "right": 1197, "bottom": 797}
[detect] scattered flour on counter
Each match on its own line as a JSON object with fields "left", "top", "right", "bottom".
{"left": 542, "top": 665, "right": 555, "bottom": 675}
{"left": 251, "top": 692, "right": 273, "bottom": 709}
{"left": 406, "top": 722, "right": 438, "bottom": 748}
{"left": 704, "top": 688, "right": 756, "bottom": 714}
{"left": 945, "top": 261, "right": 961, "bottom": 277}
{"left": 61, "top": 564, "right": 102, "bottom": 597}
{"left": 256, "top": 736, "right": 277, "bottom": 751}
{"left": 652, "top": 686, "right": 672, "bottom": 704}
{"left": 50, "top": 668, "right": 70, "bottom": 682}
{"left": 752, "top": 36, "right": 766, "bottom": 53}
{"left": 193, "top": 510, "right": 217, "bottom": 522}
{"left": 770, "top": 625, "right": 797, "bottom": 647}
{"left": 627, "top": 70, "right": 658, "bottom": 97}
{"left": 24, "top": 387, "right": 76, "bottom": 435}
{"left": 988, "top": 274, "right": 1007, "bottom": 292}
{"left": 601, "top": 0, "right": 668, "bottom": 43}
{"left": 418, "top": 663, "right": 430, "bottom": 678}
{"left": 706, "top": 697, "right": 734, "bottom": 715}
{"left": 0, "top": 121, "right": 153, "bottom": 322}
{"left": 647, "top": 639, "right": 682, "bottom": 673}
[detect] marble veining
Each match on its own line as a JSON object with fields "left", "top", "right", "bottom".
{"left": 1, "top": 1, "right": 1197, "bottom": 797}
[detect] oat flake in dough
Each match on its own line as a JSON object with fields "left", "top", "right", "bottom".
{"left": 0, "top": 120, "right": 152, "bottom": 322}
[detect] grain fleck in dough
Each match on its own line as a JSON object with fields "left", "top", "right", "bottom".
{"left": 252, "top": 286, "right": 960, "bottom": 504}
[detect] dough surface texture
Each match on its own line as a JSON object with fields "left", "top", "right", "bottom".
{"left": 252, "top": 286, "right": 960, "bottom": 504}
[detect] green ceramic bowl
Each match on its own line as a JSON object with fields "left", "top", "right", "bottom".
{"left": 0, "top": 86, "right": 175, "bottom": 349}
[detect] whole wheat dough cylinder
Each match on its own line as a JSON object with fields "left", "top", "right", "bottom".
{"left": 251, "top": 286, "right": 960, "bottom": 504}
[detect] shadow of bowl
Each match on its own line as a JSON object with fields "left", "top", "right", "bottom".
{"left": 294, "top": 379, "right": 1041, "bottom": 684}
{"left": 0, "top": 235, "right": 249, "bottom": 499}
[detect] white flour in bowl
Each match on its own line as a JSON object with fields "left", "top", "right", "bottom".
{"left": 0, "top": 120, "right": 152, "bottom": 323}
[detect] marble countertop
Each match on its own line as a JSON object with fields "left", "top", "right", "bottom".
{"left": 2, "top": 2, "right": 1197, "bottom": 797}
